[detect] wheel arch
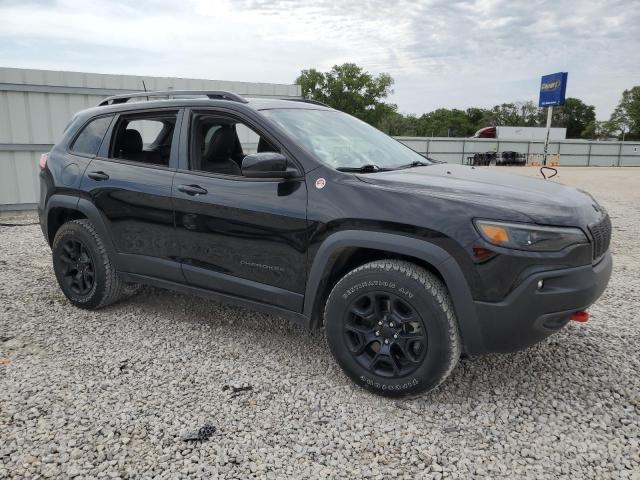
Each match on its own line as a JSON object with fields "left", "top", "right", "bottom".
{"left": 45, "top": 195, "right": 116, "bottom": 258}
{"left": 304, "top": 230, "right": 484, "bottom": 354}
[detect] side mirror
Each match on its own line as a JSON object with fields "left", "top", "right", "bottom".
{"left": 241, "top": 152, "right": 296, "bottom": 179}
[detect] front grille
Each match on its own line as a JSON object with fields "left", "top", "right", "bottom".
{"left": 589, "top": 214, "right": 611, "bottom": 260}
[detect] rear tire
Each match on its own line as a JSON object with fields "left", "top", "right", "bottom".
{"left": 324, "top": 260, "right": 461, "bottom": 397}
{"left": 52, "top": 219, "right": 127, "bottom": 310}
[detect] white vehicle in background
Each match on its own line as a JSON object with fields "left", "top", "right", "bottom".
{"left": 473, "top": 126, "right": 567, "bottom": 140}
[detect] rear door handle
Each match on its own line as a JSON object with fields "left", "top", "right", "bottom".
{"left": 177, "top": 184, "right": 208, "bottom": 196}
{"left": 87, "top": 171, "right": 109, "bottom": 181}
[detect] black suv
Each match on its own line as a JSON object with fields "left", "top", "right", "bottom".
{"left": 38, "top": 90, "right": 612, "bottom": 397}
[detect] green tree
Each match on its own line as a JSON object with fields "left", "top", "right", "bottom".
{"left": 416, "top": 109, "right": 475, "bottom": 137}
{"left": 464, "top": 107, "right": 490, "bottom": 134}
{"left": 377, "top": 112, "right": 419, "bottom": 136}
{"left": 607, "top": 87, "right": 640, "bottom": 140}
{"left": 480, "top": 102, "right": 540, "bottom": 127}
{"left": 550, "top": 98, "right": 596, "bottom": 139}
{"left": 580, "top": 121, "right": 597, "bottom": 139}
{"left": 591, "top": 119, "right": 619, "bottom": 140}
{"left": 519, "top": 101, "right": 542, "bottom": 126}
{"left": 296, "top": 63, "right": 396, "bottom": 127}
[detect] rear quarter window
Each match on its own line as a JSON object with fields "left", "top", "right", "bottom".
{"left": 70, "top": 115, "right": 113, "bottom": 157}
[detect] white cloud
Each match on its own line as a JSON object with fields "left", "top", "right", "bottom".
{"left": 0, "top": 0, "right": 638, "bottom": 118}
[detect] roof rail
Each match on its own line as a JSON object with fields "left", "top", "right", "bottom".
{"left": 282, "top": 98, "right": 331, "bottom": 108}
{"left": 98, "top": 90, "right": 248, "bottom": 106}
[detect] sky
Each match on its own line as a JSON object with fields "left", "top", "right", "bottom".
{"left": 0, "top": 0, "right": 639, "bottom": 120}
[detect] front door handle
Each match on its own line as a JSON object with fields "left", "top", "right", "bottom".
{"left": 87, "top": 171, "right": 109, "bottom": 181}
{"left": 177, "top": 184, "right": 208, "bottom": 196}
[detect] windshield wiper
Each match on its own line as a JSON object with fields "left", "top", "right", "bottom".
{"left": 336, "top": 164, "right": 385, "bottom": 173}
{"left": 393, "top": 160, "right": 431, "bottom": 170}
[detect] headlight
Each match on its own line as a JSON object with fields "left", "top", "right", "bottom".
{"left": 474, "top": 220, "right": 588, "bottom": 252}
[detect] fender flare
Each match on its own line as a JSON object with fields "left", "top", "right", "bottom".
{"left": 43, "top": 194, "right": 79, "bottom": 244}
{"left": 303, "top": 230, "right": 484, "bottom": 354}
{"left": 45, "top": 194, "right": 117, "bottom": 259}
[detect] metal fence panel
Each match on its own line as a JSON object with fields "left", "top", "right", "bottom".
{"left": 394, "top": 136, "right": 640, "bottom": 168}
{"left": 0, "top": 92, "right": 11, "bottom": 143}
{"left": 559, "top": 143, "right": 590, "bottom": 154}
{"left": 399, "top": 139, "right": 428, "bottom": 153}
{"left": 462, "top": 140, "right": 499, "bottom": 154}
{"left": 0, "top": 150, "right": 40, "bottom": 206}
{"left": 0, "top": 151, "right": 18, "bottom": 205}
{"left": 621, "top": 156, "right": 640, "bottom": 166}
{"left": 621, "top": 144, "right": 640, "bottom": 166}
{"left": 528, "top": 142, "right": 560, "bottom": 155}
{"left": 557, "top": 143, "right": 589, "bottom": 166}
{"left": 7, "top": 91, "right": 30, "bottom": 143}
{"left": 428, "top": 139, "right": 460, "bottom": 153}
{"left": 495, "top": 141, "right": 529, "bottom": 153}
{"left": 590, "top": 143, "right": 618, "bottom": 155}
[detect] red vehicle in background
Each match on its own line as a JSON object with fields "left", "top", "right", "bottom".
{"left": 474, "top": 126, "right": 496, "bottom": 138}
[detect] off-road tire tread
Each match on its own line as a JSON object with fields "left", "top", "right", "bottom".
{"left": 121, "top": 282, "right": 143, "bottom": 297}
{"left": 53, "top": 219, "right": 124, "bottom": 309}
{"left": 325, "top": 259, "right": 461, "bottom": 395}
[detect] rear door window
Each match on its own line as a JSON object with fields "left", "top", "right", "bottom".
{"left": 109, "top": 112, "right": 178, "bottom": 167}
{"left": 69, "top": 115, "right": 113, "bottom": 157}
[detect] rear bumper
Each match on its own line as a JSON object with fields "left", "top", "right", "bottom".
{"left": 472, "top": 252, "right": 612, "bottom": 354}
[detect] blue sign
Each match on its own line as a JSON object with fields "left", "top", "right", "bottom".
{"left": 539, "top": 72, "right": 568, "bottom": 107}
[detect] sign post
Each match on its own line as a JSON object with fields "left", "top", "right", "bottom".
{"left": 543, "top": 106, "right": 553, "bottom": 165}
{"left": 538, "top": 72, "right": 568, "bottom": 165}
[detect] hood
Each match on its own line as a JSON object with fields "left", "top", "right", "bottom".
{"left": 357, "top": 164, "right": 602, "bottom": 227}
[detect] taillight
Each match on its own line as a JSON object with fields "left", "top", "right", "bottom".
{"left": 39, "top": 153, "right": 48, "bottom": 170}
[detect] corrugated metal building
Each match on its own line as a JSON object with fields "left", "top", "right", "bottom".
{"left": 0, "top": 67, "right": 301, "bottom": 211}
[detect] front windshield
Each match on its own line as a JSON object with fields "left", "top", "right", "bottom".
{"left": 261, "top": 109, "right": 430, "bottom": 170}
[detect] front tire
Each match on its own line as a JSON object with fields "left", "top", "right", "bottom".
{"left": 324, "top": 260, "right": 461, "bottom": 397}
{"left": 52, "top": 219, "right": 128, "bottom": 310}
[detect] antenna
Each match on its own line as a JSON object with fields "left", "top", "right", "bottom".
{"left": 142, "top": 80, "right": 149, "bottom": 101}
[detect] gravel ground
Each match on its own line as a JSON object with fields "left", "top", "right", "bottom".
{"left": 1, "top": 167, "right": 639, "bottom": 479}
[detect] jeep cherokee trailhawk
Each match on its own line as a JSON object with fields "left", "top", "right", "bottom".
{"left": 38, "top": 90, "right": 612, "bottom": 396}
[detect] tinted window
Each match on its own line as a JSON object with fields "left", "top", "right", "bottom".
{"left": 70, "top": 116, "right": 113, "bottom": 156}
{"left": 110, "top": 112, "right": 177, "bottom": 166}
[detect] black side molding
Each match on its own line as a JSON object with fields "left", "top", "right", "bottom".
{"left": 119, "top": 272, "right": 311, "bottom": 328}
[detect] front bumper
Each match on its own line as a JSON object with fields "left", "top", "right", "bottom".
{"left": 472, "top": 252, "right": 612, "bottom": 353}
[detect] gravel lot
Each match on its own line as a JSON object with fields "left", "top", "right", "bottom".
{"left": 1, "top": 167, "right": 639, "bottom": 479}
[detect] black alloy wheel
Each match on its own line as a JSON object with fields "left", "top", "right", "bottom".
{"left": 58, "top": 238, "right": 95, "bottom": 296}
{"left": 344, "top": 292, "right": 427, "bottom": 378}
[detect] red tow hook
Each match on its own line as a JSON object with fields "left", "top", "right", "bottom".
{"left": 570, "top": 311, "right": 589, "bottom": 323}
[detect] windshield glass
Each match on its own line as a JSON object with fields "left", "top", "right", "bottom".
{"left": 261, "top": 109, "right": 430, "bottom": 170}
